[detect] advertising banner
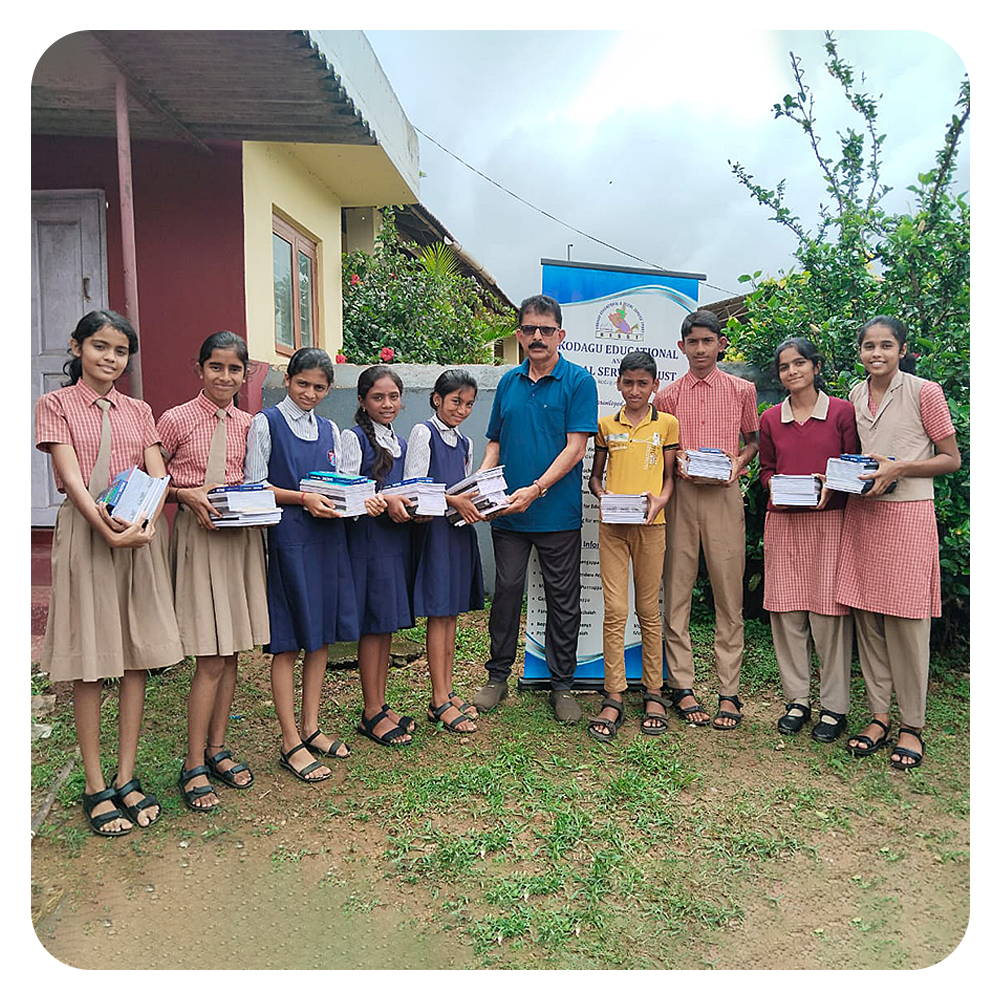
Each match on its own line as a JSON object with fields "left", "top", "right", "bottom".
{"left": 520, "top": 259, "right": 705, "bottom": 688}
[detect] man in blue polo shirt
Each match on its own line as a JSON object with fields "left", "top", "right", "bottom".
{"left": 473, "top": 293, "right": 598, "bottom": 721}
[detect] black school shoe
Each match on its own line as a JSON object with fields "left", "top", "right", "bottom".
{"left": 811, "top": 709, "right": 847, "bottom": 743}
{"left": 777, "top": 702, "right": 811, "bottom": 735}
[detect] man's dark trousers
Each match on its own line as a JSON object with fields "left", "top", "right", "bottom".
{"left": 484, "top": 526, "right": 581, "bottom": 690}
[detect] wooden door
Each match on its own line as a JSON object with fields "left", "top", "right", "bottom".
{"left": 31, "top": 190, "right": 109, "bottom": 525}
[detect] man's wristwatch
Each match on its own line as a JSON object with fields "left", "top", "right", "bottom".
{"left": 533, "top": 479, "right": 548, "bottom": 497}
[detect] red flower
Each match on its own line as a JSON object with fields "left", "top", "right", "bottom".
{"left": 335, "top": 353, "right": 347, "bottom": 364}
{"left": 380, "top": 346, "right": 395, "bottom": 362}
{"left": 350, "top": 273, "right": 360, "bottom": 286}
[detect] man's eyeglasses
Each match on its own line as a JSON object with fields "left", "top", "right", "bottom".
{"left": 518, "top": 324, "right": 561, "bottom": 338}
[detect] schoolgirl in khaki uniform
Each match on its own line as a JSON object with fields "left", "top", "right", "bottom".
{"left": 35, "top": 310, "right": 182, "bottom": 837}
{"left": 836, "top": 317, "right": 961, "bottom": 769}
{"left": 157, "top": 332, "right": 269, "bottom": 811}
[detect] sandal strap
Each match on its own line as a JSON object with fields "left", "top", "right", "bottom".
{"left": 205, "top": 748, "right": 234, "bottom": 767}
{"left": 643, "top": 692, "right": 669, "bottom": 709}
{"left": 179, "top": 763, "right": 211, "bottom": 783}
{"left": 366, "top": 709, "right": 391, "bottom": 729}
{"left": 82, "top": 786, "right": 119, "bottom": 808}
{"left": 715, "top": 711, "right": 742, "bottom": 721}
{"left": 868, "top": 718, "right": 890, "bottom": 735}
{"left": 600, "top": 696, "right": 625, "bottom": 717}
{"left": 898, "top": 725, "right": 924, "bottom": 744}
{"left": 718, "top": 694, "right": 743, "bottom": 711}
{"left": 848, "top": 733, "right": 878, "bottom": 750}
{"left": 429, "top": 701, "right": 460, "bottom": 721}
{"left": 783, "top": 702, "right": 810, "bottom": 716}
{"left": 667, "top": 687, "right": 695, "bottom": 700}
{"left": 113, "top": 777, "right": 142, "bottom": 798}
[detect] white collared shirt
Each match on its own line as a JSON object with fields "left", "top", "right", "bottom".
{"left": 338, "top": 419, "right": 402, "bottom": 477}
{"left": 404, "top": 414, "right": 474, "bottom": 479}
{"left": 243, "top": 396, "right": 340, "bottom": 485}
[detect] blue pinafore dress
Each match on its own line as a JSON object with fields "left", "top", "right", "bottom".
{"left": 263, "top": 407, "right": 359, "bottom": 653}
{"left": 344, "top": 426, "right": 414, "bottom": 635}
{"left": 412, "top": 421, "right": 485, "bottom": 618}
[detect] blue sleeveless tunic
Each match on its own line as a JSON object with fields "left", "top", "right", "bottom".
{"left": 262, "top": 407, "right": 359, "bottom": 653}
{"left": 412, "top": 421, "right": 485, "bottom": 618}
{"left": 344, "top": 425, "right": 414, "bottom": 635}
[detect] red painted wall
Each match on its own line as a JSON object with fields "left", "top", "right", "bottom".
{"left": 31, "top": 136, "right": 247, "bottom": 419}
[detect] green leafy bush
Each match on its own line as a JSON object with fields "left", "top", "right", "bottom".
{"left": 726, "top": 33, "right": 970, "bottom": 648}
{"left": 341, "top": 208, "right": 516, "bottom": 365}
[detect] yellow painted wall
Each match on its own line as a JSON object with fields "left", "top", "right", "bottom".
{"left": 242, "top": 142, "right": 345, "bottom": 365}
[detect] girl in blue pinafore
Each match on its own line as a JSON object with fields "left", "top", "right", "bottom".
{"left": 244, "top": 348, "right": 359, "bottom": 784}
{"left": 404, "top": 370, "right": 485, "bottom": 734}
{"left": 340, "top": 365, "right": 417, "bottom": 747}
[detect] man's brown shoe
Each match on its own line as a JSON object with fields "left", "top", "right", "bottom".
{"left": 550, "top": 690, "right": 581, "bottom": 723}
{"left": 472, "top": 680, "right": 508, "bottom": 712}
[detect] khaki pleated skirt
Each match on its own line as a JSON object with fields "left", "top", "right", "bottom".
{"left": 42, "top": 501, "right": 184, "bottom": 683}
{"left": 168, "top": 507, "right": 270, "bottom": 657}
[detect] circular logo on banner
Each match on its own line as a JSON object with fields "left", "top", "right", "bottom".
{"left": 595, "top": 301, "right": 645, "bottom": 342}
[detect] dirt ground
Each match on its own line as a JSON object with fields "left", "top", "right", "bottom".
{"left": 30, "top": 613, "right": 970, "bottom": 971}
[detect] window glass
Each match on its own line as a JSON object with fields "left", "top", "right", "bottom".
{"left": 273, "top": 233, "right": 294, "bottom": 349}
{"left": 298, "top": 250, "right": 313, "bottom": 348}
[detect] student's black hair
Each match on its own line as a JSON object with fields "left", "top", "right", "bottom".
{"left": 429, "top": 368, "right": 478, "bottom": 410}
{"left": 355, "top": 364, "right": 404, "bottom": 484}
{"left": 518, "top": 293, "right": 562, "bottom": 327}
{"left": 286, "top": 346, "right": 335, "bottom": 384}
{"left": 680, "top": 309, "right": 722, "bottom": 339}
{"left": 618, "top": 350, "right": 657, "bottom": 379}
{"left": 772, "top": 337, "right": 827, "bottom": 392}
{"left": 198, "top": 330, "right": 249, "bottom": 369}
{"left": 858, "top": 315, "right": 917, "bottom": 374}
{"left": 62, "top": 309, "right": 138, "bottom": 386}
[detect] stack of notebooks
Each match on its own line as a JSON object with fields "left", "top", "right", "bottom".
{"left": 685, "top": 448, "right": 733, "bottom": 480}
{"left": 825, "top": 455, "right": 896, "bottom": 495}
{"left": 381, "top": 478, "right": 448, "bottom": 516}
{"left": 445, "top": 466, "right": 511, "bottom": 527}
{"left": 207, "top": 485, "right": 282, "bottom": 527}
{"left": 298, "top": 471, "right": 376, "bottom": 515}
{"left": 96, "top": 466, "right": 170, "bottom": 524}
{"left": 600, "top": 493, "right": 650, "bottom": 524}
{"left": 770, "top": 474, "right": 822, "bottom": 507}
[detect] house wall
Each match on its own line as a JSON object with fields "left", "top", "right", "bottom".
{"left": 31, "top": 136, "right": 246, "bottom": 419}
{"left": 242, "top": 142, "right": 345, "bottom": 366}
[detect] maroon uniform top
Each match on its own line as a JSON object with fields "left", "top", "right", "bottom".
{"left": 758, "top": 392, "right": 859, "bottom": 512}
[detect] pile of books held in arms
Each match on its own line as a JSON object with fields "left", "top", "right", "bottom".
{"left": 684, "top": 448, "right": 732, "bottom": 481}
{"left": 445, "top": 466, "right": 511, "bottom": 527}
{"left": 825, "top": 455, "right": 896, "bottom": 495}
{"left": 770, "top": 474, "right": 822, "bottom": 507}
{"left": 381, "top": 478, "right": 448, "bottom": 517}
{"left": 599, "top": 493, "right": 650, "bottom": 524}
{"left": 207, "top": 485, "right": 282, "bottom": 527}
{"left": 299, "top": 471, "right": 376, "bottom": 516}
{"left": 96, "top": 466, "right": 170, "bottom": 524}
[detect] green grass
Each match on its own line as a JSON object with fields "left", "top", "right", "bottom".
{"left": 30, "top": 604, "right": 969, "bottom": 970}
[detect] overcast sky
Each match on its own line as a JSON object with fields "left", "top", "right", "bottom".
{"left": 365, "top": 29, "right": 970, "bottom": 307}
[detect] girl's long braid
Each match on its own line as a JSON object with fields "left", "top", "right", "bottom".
{"left": 355, "top": 404, "right": 394, "bottom": 485}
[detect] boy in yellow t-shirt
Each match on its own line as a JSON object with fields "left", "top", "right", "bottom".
{"left": 588, "top": 350, "right": 679, "bottom": 741}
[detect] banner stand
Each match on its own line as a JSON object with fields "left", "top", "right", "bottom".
{"left": 522, "top": 258, "right": 704, "bottom": 691}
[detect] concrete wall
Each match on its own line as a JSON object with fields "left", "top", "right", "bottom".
{"left": 260, "top": 359, "right": 781, "bottom": 597}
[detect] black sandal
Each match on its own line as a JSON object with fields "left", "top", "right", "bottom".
{"left": 666, "top": 687, "right": 710, "bottom": 726}
{"left": 846, "top": 718, "right": 890, "bottom": 757}
{"left": 178, "top": 764, "right": 218, "bottom": 811}
{"left": 777, "top": 702, "right": 811, "bottom": 735}
{"left": 112, "top": 775, "right": 161, "bottom": 827}
{"left": 587, "top": 697, "right": 625, "bottom": 743}
{"left": 278, "top": 742, "right": 331, "bottom": 782}
{"left": 205, "top": 748, "right": 255, "bottom": 789}
{"left": 82, "top": 786, "right": 131, "bottom": 837}
{"left": 301, "top": 729, "right": 350, "bottom": 760}
{"left": 358, "top": 709, "right": 412, "bottom": 747}
{"left": 382, "top": 703, "right": 416, "bottom": 734}
{"left": 811, "top": 709, "right": 847, "bottom": 744}
{"left": 889, "top": 725, "right": 925, "bottom": 770}
{"left": 640, "top": 692, "right": 669, "bottom": 736}
{"left": 448, "top": 690, "right": 479, "bottom": 719}
{"left": 713, "top": 694, "right": 744, "bottom": 731}
{"left": 427, "top": 701, "right": 476, "bottom": 733}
